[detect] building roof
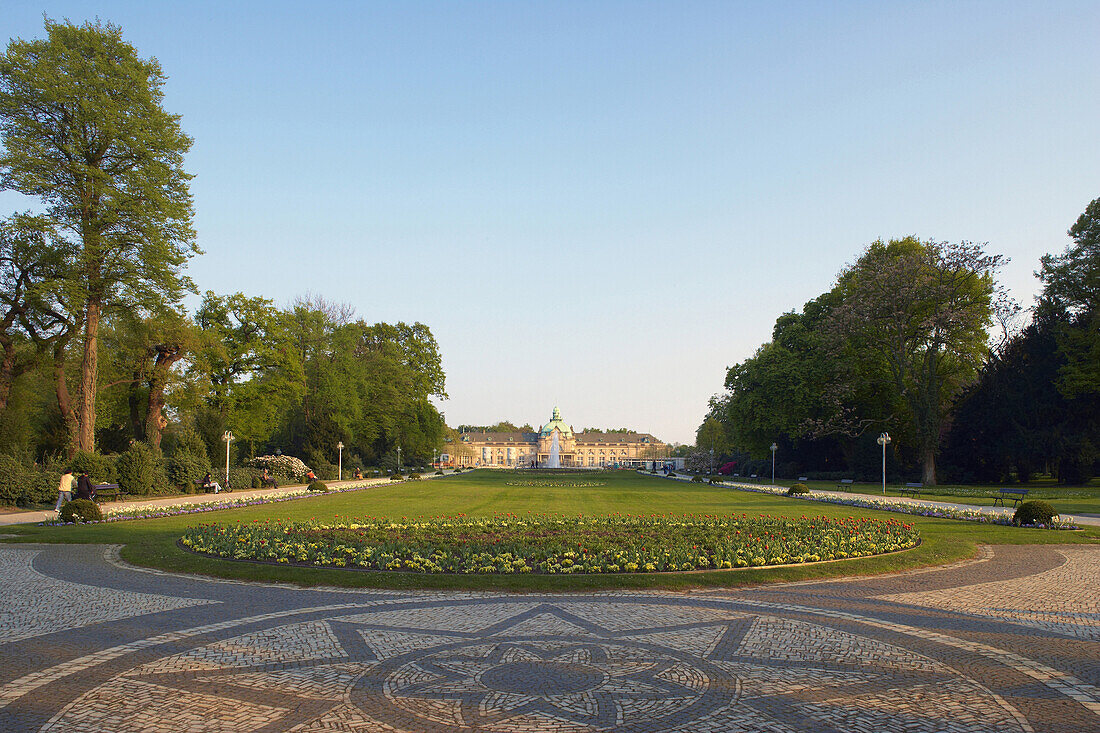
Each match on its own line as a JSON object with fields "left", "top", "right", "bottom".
{"left": 460, "top": 432, "right": 537, "bottom": 443}
{"left": 576, "top": 432, "right": 659, "bottom": 444}
{"left": 538, "top": 406, "right": 574, "bottom": 439}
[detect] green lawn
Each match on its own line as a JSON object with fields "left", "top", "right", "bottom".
{"left": 774, "top": 477, "right": 1100, "bottom": 516}
{"left": 4, "top": 469, "right": 1097, "bottom": 591}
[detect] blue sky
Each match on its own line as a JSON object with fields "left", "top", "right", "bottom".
{"left": 3, "top": 2, "right": 1098, "bottom": 444}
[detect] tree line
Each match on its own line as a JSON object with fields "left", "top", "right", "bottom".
{"left": 0, "top": 20, "right": 446, "bottom": 503}
{"left": 696, "top": 201, "right": 1100, "bottom": 486}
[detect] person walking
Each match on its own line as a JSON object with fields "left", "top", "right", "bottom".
{"left": 55, "top": 469, "right": 74, "bottom": 512}
{"left": 74, "top": 471, "right": 95, "bottom": 500}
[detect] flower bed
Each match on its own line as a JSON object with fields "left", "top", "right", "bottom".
{"left": 504, "top": 481, "right": 607, "bottom": 487}
{"left": 180, "top": 513, "right": 919, "bottom": 574}
{"left": 39, "top": 479, "right": 387, "bottom": 526}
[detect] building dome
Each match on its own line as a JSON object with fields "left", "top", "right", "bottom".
{"left": 538, "top": 406, "right": 573, "bottom": 439}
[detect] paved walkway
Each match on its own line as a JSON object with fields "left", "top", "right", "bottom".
{"left": 0, "top": 473, "right": 450, "bottom": 527}
{"left": 0, "top": 541, "right": 1097, "bottom": 732}
{"left": 667, "top": 474, "right": 1100, "bottom": 528}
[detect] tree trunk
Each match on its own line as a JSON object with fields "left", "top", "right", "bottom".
{"left": 53, "top": 337, "right": 78, "bottom": 457}
{"left": 0, "top": 335, "right": 15, "bottom": 416}
{"left": 129, "top": 372, "right": 145, "bottom": 442}
{"left": 921, "top": 447, "right": 937, "bottom": 486}
{"left": 144, "top": 346, "right": 184, "bottom": 453}
{"left": 76, "top": 301, "right": 101, "bottom": 453}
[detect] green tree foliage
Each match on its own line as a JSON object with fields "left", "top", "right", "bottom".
{"left": 0, "top": 19, "right": 197, "bottom": 454}
{"left": 945, "top": 198, "right": 1100, "bottom": 484}
{"left": 192, "top": 291, "right": 304, "bottom": 453}
{"left": 705, "top": 238, "right": 1002, "bottom": 484}
{"left": 826, "top": 239, "right": 1001, "bottom": 484}
{"left": 1039, "top": 197, "right": 1100, "bottom": 398}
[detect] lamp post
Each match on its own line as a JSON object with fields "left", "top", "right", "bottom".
{"left": 877, "top": 432, "right": 892, "bottom": 495}
{"left": 770, "top": 442, "right": 778, "bottom": 484}
{"left": 397, "top": 446, "right": 401, "bottom": 473}
{"left": 222, "top": 431, "right": 234, "bottom": 487}
{"left": 336, "top": 441, "right": 344, "bottom": 481}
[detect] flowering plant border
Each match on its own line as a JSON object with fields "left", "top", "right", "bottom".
{"left": 180, "top": 512, "right": 920, "bottom": 574}
{"left": 654, "top": 473, "right": 1082, "bottom": 530}
{"left": 37, "top": 479, "right": 406, "bottom": 526}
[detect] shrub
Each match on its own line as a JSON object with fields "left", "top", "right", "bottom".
{"left": 168, "top": 453, "right": 211, "bottom": 490}
{"left": 174, "top": 428, "right": 211, "bottom": 463}
{"left": 71, "top": 451, "right": 116, "bottom": 484}
{"left": 229, "top": 467, "right": 260, "bottom": 492}
{"left": 308, "top": 479, "right": 328, "bottom": 492}
{"left": 408, "top": 472, "right": 422, "bottom": 480}
{"left": 691, "top": 474, "right": 704, "bottom": 483}
{"left": 250, "top": 454, "right": 311, "bottom": 480}
{"left": 252, "top": 475, "right": 263, "bottom": 488}
{"left": 116, "top": 442, "right": 159, "bottom": 496}
{"left": 59, "top": 498, "right": 102, "bottom": 523}
{"left": 787, "top": 483, "right": 810, "bottom": 496}
{"left": 1014, "top": 500, "right": 1056, "bottom": 527}
{"left": 0, "top": 454, "right": 54, "bottom": 506}
{"left": 390, "top": 473, "right": 404, "bottom": 481}
{"left": 434, "top": 469, "right": 444, "bottom": 475}
{"left": 667, "top": 471, "right": 677, "bottom": 477}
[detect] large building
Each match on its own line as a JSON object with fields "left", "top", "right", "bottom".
{"left": 450, "top": 407, "right": 667, "bottom": 468}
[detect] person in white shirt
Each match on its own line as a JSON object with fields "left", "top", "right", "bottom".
{"left": 55, "top": 471, "right": 74, "bottom": 512}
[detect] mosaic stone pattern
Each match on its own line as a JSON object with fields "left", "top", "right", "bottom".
{"left": 0, "top": 543, "right": 1097, "bottom": 732}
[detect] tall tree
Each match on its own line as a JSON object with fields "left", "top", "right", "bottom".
{"left": 1039, "top": 197, "right": 1100, "bottom": 398}
{"left": 0, "top": 19, "right": 196, "bottom": 453}
{"left": 827, "top": 238, "right": 1002, "bottom": 484}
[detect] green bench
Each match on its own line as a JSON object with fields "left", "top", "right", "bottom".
{"left": 93, "top": 483, "right": 121, "bottom": 502}
{"left": 899, "top": 482, "right": 923, "bottom": 498}
{"left": 994, "top": 488, "right": 1029, "bottom": 507}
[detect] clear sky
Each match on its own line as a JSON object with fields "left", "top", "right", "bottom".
{"left": 3, "top": 2, "right": 1098, "bottom": 444}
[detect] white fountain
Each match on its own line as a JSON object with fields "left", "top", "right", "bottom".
{"left": 546, "top": 429, "right": 561, "bottom": 469}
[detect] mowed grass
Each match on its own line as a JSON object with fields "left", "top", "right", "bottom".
{"left": 771, "top": 478, "right": 1100, "bottom": 516}
{"left": 5, "top": 470, "right": 1098, "bottom": 591}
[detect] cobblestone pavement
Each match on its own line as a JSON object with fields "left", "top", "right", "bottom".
{"left": 0, "top": 543, "right": 1097, "bottom": 732}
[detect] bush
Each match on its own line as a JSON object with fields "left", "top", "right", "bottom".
{"left": 1014, "top": 500, "right": 1056, "bottom": 527}
{"left": 390, "top": 473, "right": 404, "bottom": 481}
{"left": 308, "top": 479, "right": 328, "bottom": 492}
{"left": 168, "top": 453, "right": 211, "bottom": 490}
{"left": 435, "top": 469, "right": 444, "bottom": 475}
{"left": 59, "top": 498, "right": 102, "bottom": 523}
{"left": 408, "top": 472, "right": 421, "bottom": 480}
{"left": 691, "top": 474, "right": 704, "bottom": 483}
{"left": 250, "top": 454, "right": 311, "bottom": 481}
{"left": 252, "top": 475, "right": 263, "bottom": 488}
{"left": 229, "top": 467, "right": 260, "bottom": 492}
{"left": 71, "top": 451, "right": 116, "bottom": 484}
{"left": 787, "top": 483, "right": 810, "bottom": 496}
{"left": 0, "top": 454, "right": 54, "bottom": 506}
{"left": 116, "top": 442, "right": 159, "bottom": 496}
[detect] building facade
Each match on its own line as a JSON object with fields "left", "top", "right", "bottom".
{"left": 450, "top": 407, "right": 668, "bottom": 468}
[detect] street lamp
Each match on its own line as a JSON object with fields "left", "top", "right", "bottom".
{"left": 222, "top": 431, "right": 234, "bottom": 487}
{"left": 770, "top": 443, "right": 778, "bottom": 484}
{"left": 877, "top": 432, "right": 892, "bottom": 495}
{"left": 336, "top": 441, "right": 344, "bottom": 481}
{"left": 397, "top": 446, "right": 401, "bottom": 473}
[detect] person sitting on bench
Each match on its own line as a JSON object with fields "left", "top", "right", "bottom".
{"left": 202, "top": 471, "right": 222, "bottom": 494}
{"left": 261, "top": 468, "right": 278, "bottom": 488}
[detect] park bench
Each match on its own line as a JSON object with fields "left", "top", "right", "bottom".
{"left": 836, "top": 479, "right": 854, "bottom": 490}
{"left": 993, "top": 488, "right": 1029, "bottom": 507}
{"left": 748, "top": 474, "right": 759, "bottom": 483}
{"left": 900, "top": 482, "right": 923, "bottom": 498}
{"left": 797, "top": 476, "right": 809, "bottom": 482}
{"left": 195, "top": 479, "right": 229, "bottom": 494}
{"left": 93, "top": 483, "right": 120, "bottom": 502}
